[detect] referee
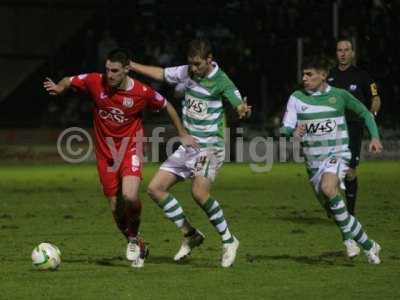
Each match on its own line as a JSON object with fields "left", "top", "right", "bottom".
{"left": 328, "top": 38, "right": 381, "bottom": 216}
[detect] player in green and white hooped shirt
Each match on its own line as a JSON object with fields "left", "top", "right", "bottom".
{"left": 130, "top": 39, "right": 251, "bottom": 267}
{"left": 281, "top": 56, "right": 383, "bottom": 264}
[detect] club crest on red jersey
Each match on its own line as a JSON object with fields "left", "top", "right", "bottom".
{"left": 100, "top": 92, "right": 108, "bottom": 100}
{"left": 123, "top": 97, "right": 134, "bottom": 108}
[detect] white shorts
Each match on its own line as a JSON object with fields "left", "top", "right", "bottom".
{"left": 160, "top": 145, "right": 225, "bottom": 182}
{"left": 309, "top": 156, "right": 349, "bottom": 194}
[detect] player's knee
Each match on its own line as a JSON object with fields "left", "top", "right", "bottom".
{"left": 147, "top": 183, "right": 163, "bottom": 201}
{"left": 146, "top": 185, "right": 156, "bottom": 200}
{"left": 122, "top": 192, "right": 139, "bottom": 203}
{"left": 320, "top": 182, "right": 337, "bottom": 199}
{"left": 191, "top": 188, "right": 209, "bottom": 204}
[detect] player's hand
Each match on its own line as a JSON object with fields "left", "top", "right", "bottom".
{"left": 180, "top": 133, "right": 199, "bottom": 149}
{"left": 294, "top": 124, "right": 306, "bottom": 139}
{"left": 129, "top": 61, "right": 137, "bottom": 71}
{"left": 237, "top": 97, "right": 252, "bottom": 119}
{"left": 369, "top": 138, "right": 383, "bottom": 153}
{"left": 43, "top": 77, "right": 62, "bottom": 96}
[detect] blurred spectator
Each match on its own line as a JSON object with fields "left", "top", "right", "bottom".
{"left": 81, "top": 29, "right": 97, "bottom": 71}
{"left": 97, "top": 30, "right": 118, "bottom": 71}
{"left": 36, "top": 0, "right": 400, "bottom": 130}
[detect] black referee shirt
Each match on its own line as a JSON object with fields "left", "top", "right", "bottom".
{"left": 328, "top": 65, "right": 379, "bottom": 122}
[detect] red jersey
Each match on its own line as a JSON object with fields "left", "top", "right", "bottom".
{"left": 70, "top": 73, "right": 166, "bottom": 160}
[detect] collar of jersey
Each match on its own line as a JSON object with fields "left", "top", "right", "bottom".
{"left": 100, "top": 74, "right": 134, "bottom": 92}
{"left": 207, "top": 62, "right": 219, "bottom": 78}
{"left": 110, "top": 77, "right": 134, "bottom": 91}
{"left": 306, "top": 84, "right": 331, "bottom": 96}
{"left": 123, "top": 78, "right": 134, "bottom": 91}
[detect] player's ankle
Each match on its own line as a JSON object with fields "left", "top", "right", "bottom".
{"left": 184, "top": 228, "right": 197, "bottom": 237}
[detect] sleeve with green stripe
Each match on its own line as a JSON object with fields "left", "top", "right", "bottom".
{"left": 164, "top": 65, "right": 188, "bottom": 84}
{"left": 221, "top": 73, "right": 243, "bottom": 107}
{"left": 280, "top": 95, "right": 298, "bottom": 137}
{"left": 342, "top": 89, "right": 380, "bottom": 139}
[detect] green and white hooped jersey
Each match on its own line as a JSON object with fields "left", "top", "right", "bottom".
{"left": 281, "top": 85, "right": 379, "bottom": 175}
{"left": 164, "top": 62, "right": 243, "bottom": 149}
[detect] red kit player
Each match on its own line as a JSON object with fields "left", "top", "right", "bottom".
{"left": 44, "top": 48, "right": 197, "bottom": 268}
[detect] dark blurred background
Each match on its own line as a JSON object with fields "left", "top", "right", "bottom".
{"left": 0, "top": 0, "right": 399, "bottom": 141}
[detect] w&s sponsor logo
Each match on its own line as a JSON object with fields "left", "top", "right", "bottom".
{"left": 185, "top": 95, "right": 208, "bottom": 118}
{"left": 305, "top": 119, "right": 337, "bottom": 136}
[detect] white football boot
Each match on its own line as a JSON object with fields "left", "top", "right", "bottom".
{"left": 343, "top": 239, "right": 360, "bottom": 259}
{"left": 365, "top": 241, "right": 381, "bottom": 265}
{"left": 126, "top": 239, "right": 140, "bottom": 261}
{"left": 221, "top": 236, "right": 239, "bottom": 268}
{"left": 127, "top": 237, "right": 149, "bottom": 268}
{"left": 174, "top": 229, "right": 205, "bottom": 261}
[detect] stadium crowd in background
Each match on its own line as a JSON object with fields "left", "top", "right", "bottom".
{"left": 42, "top": 0, "right": 400, "bottom": 134}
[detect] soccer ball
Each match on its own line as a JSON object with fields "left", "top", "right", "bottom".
{"left": 31, "top": 242, "right": 61, "bottom": 270}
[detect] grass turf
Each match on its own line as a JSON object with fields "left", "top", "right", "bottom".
{"left": 0, "top": 161, "right": 399, "bottom": 299}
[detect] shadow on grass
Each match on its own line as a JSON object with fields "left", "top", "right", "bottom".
{"left": 62, "top": 255, "right": 217, "bottom": 268}
{"left": 148, "top": 255, "right": 218, "bottom": 268}
{"left": 276, "top": 216, "right": 332, "bottom": 226}
{"left": 147, "top": 255, "right": 181, "bottom": 265}
{"left": 246, "top": 251, "right": 355, "bottom": 267}
{"left": 62, "top": 256, "right": 125, "bottom": 267}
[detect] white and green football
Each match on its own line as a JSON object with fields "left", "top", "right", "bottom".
{"left": 31, "top": 243, "right": 61, "bottom": 270}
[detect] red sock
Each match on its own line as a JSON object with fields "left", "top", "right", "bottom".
{"left": 111, "top": 194, "right": 128, "bottom": 238}
{"left": 112, "top": 209, "right": 128, "bottom": 238}
{"left": 125, "top": 200, "right": 142, "bottom": 239}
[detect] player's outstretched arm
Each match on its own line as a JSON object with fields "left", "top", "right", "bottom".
{"left": 236, "top": 96, "right": 252, "bottom": 119}
{"left": 293, "top": 124, "right": 306, "bottom": 139}
{"left": 129, "top": 61, "right": 165, "bottom": 82}
{"left": 369, "top": 138, "right": 383, "bottom": 153}
{"left": 280, "top": 95, "right": 298, "bottom": 137}
{"left": 164, "top": 101, "right": 199, "bottom": 149}
{"left": 43, "top": 77, "right": 71, "bottom": 96}
{"left": 344, "top": 90, "right": 380, "bottom": 139}
{"left": 344, "top": 90, "right": 383, "bottom": 153}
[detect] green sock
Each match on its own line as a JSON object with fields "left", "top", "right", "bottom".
{"left": 202, "top": 197, "right": 234, "bottom": 243}
{"left": 158, "top": 194, "right": 187, "bottom": 229}
{"left": 329, "top": 195, "right": 373, "bottom": 251}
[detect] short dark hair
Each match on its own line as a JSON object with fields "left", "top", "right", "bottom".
{"left": 302, "top": 55, "right": 332, "bottom": 72}
{"left": 187, "top": 39, "right": 212, "bottom": 59}
{"left": 107, "top": 48, "right": 132, "bottom": 66}
{"left": 336, "top": 37, "right": 354, "bottom": 50}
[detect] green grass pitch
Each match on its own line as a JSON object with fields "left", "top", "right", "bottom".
{"left": 0, "top": 161, "right": 399, "bottom": 299}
